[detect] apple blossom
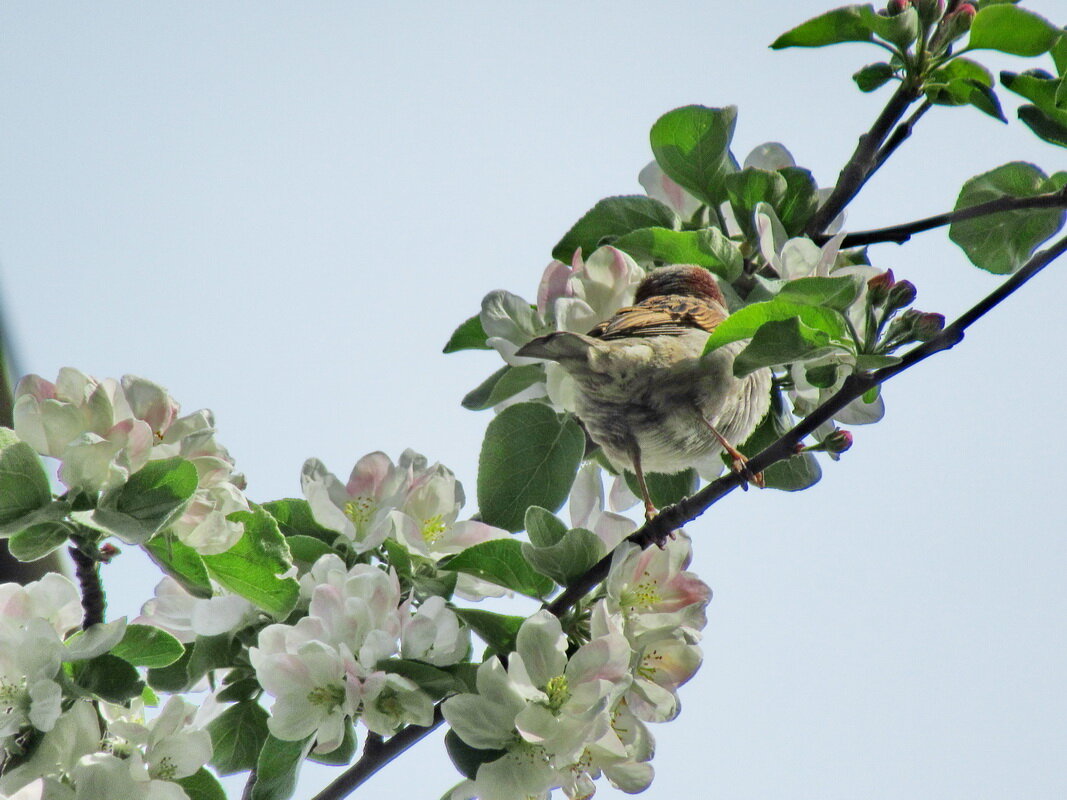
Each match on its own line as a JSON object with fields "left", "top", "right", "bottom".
{"left": 134, "top": 576, "right": 257, "bottom": 643}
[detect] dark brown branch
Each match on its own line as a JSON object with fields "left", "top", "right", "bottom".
{"left": 310, "top": 709, "right": 444, "bottom": 800}
{"left": 310, "top": 232, "right": 1067, "bottom": 799}
{"left": 826, "top": 186, "right": 1067, "bottom": 248}
{"left": 69, "top": 544, "right": 106, "bottom": 628}
{"left": 805, "top": 82, "right": 922, "bottom": 237}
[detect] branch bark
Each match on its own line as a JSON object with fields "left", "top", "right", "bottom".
{"left": 307, "top": 231, "right": 1067, "bottom": 800}
{"left": 805, "top": 83, "right": 923, "bottom": 236}
{"left": 825, "top": 186, "right": 1067, "bottom": 248}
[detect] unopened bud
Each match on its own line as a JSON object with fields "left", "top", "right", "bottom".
{"left": 886, "top": 279, "right": 917, "bottom": 312}
{"left": 823, "top": 428, "right": 854, "bottom": 454}
{"left": 887, "top": 0, "right": 911, "bottom": 14}
{"left": 912, "top": 311, "right": 946, "bottom": 341}
{"left": 98, "top": 543, "right": 121, "bottom": 563}
{"left": 914, "top": 0, "right": 945, "bottom": 25}
{"left": 867, "top": 269, "right": 895, "bottom": 306}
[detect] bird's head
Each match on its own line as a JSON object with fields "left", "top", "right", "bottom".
{"left": 633, "top": 264, "right": 725, "bottom": 306}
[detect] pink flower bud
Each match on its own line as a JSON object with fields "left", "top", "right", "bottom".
{"left": 886, "top": 279, "right": 917, "bottom": 311}
{"left": 887, "top": 0, "right": 911, "bottom": 14}
{"left": 912, "top": 311, "right": 946, "bottom": 341}
{"left": 823, "top": 429, "right": 854, "bottom": 455}
{"left": 867, "top": 270, "right": 895, "bottom": 306}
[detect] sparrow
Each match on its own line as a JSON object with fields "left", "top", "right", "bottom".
{"left": 515, "top": 264, "right": 772, "bottom": 521}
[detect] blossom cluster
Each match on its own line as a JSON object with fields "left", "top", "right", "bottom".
{"left": 0, "top": 575, "right": 211, "bottom": 800}
{"left": 301, "top": 449, "right": 509, "bottom": 598}
{"left": 248, "top": 553, "right": 468, "bottom": 752}
{"left": 12, "top": 369, "right": 248, "bottom": 554}
{"left": 441, "top": 534, "right": 710, "bottom": 800}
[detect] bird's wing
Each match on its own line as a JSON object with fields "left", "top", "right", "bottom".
{"left": 588, "top": 295, "right": 727, "bottom": 340}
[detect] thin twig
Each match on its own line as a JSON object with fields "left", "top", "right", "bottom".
{"left": 824, "top": 186, "right": 1067, "bottom": 248}
{"left": 308, "top": 231, "right": 1067, "bottom": 800}
{"left": 806, "top": 83, "right": 922, "bottom": 236}
{"left": 871, "top": 99, "right": 932, "bottom": 175}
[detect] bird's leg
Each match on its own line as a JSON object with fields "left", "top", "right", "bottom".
{"left": 700, "top": 417, "right": 765, "bottom": 489}
{"left": 629, "top": 447, "right": 656, "bottom": 521}
{"left": 629, "top": 446, "right": 675, "bottom": 548}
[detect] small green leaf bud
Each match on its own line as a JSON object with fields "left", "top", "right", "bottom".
{"left": 914, "top": 0, "right": 944, "bottom": 26}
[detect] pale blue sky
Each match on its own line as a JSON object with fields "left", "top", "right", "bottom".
{"left": 2, "top": 2, "right": 1066, "bottom": 798}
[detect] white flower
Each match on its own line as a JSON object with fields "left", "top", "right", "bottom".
{"left": 638, "top": 160, "right": 702, "bottom": 221}
{"left": 101, "top": 697, "right": 211, "bottom": 782}
{"left": 249, "top": 634, "right": 359, "bottom": 752}
{"left": 0, "top": 700, "right": 100, "bottom": 798}
{"left": 568, "top": 464, "right": 636, "bottom": 551}
{"left": 443, "top": 611, "right": 633, "bottom": 799}
{"left": 400, "top": 595, "right": 469, "bottom": 667}
{"left": 134, "top": 576, "right": 256, "bottom": 643}
{"left": 357, "top": 670, "right": 434, "bottom": 735}
{"left": 301, "top": 452, "right": 411, "bottom": 552}
{"left": 604, "top": 535, "right": 710, "bottom": 637}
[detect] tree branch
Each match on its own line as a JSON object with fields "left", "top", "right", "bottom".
{"left": 805, "top": 83, "right": 922, "bottom": 237}
{"left": 824, "top": 186, "right": 1067, "bottom": 248}
{"left": 308, "top": 231, "right": 1067, "bottom": 799}
{"left": 69, "top": 543, "right": 106, "bottom": 628}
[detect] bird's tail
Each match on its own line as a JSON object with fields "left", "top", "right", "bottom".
{"left": 515, "top": 331, "right": 596, "bottom": 362}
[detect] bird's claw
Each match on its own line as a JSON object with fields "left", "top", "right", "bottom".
{"left": 731, "top": 455, "right": 764, "bottom": 489}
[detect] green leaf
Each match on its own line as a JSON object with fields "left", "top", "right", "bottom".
{"left": 250, "top": 735, "right": 313, "bottom": 800}
{"left": 611, "top": 226, "right": 743, "bottom": 280}
{"left": 454, "top": 609, "right": 525, "bottom": 656}
{"left": 208, "top": 700, "right": 270, "bottom": 775}
{"left": 725, "top": 168, "right": 787, "bottom": 234}
{"left": 853, "top": 62, "right": 897, "bottom": 92}
{"left": 738, "top": 390, "right": 821, "bottom": 491}
{"left": 147, "top": 644, "right": 192, "bottom": 692}
{"left": 111, "top": 623, "right": 184, "bottom": 668}
{"left": 0, "top": 429, "right": 54, "bottom": 533}
{"left": 926, "top": 59, "right": 1005, "bottom": 121}
{"left": 949, "top": 161, "right": 1067, "bottom": 273}
{"left": 551, "top": 196, "right": 679, "bottom": 262}
{"left": 92, "top": 457, "right": 198, "bottom": 543}
{"left": 187, "top": 634, "right": 243, "bottom": 689}
{"left": 524, "top": 506, "right": 568, "bottom": 548}
{"left": 521, "top": 528, "right": 605, "bottom": 585}
{"left": 623, "top": 468, "right": 699, "bottom": 509}
{"left": 284, "top": 534, "right": 334, "bottom": 566}
{"left": 771, "top": 5, "right": 873, "bottom": 48}
{"left": 967, "top": 5, "right": 1059, "bottom": 56}
{"left": 858, "top": 5, "right": 920, "bottom": 50}
{"left": 775, "top": 168, "right": 821, "bottom": 236}
{"left": 733, "top": 317, "right": 836, "bottom": 377}
{"left": 143, "top": 533, "right": 213, "bottom": 599}
{"left": 476, "top": 402, "right": 585, "bottom": 533}
{"left": 703, "top": 299, "right": 851, "bottom": 355}
{"left": 9, "top": 521, "right": 69, "bottom": 561}
{"left": 306, "top": 721, "right": 357, "bottom": 766}
{"left": 263, "top": 498, "right": 338, "bottom": 543}
{"left": 377, "top": 659, "right": 460, "bottom": 700}
{"left": 443, "top": 314, "right": 491, "bottom": 353}
{"left": 649, "top": 105, "right": 739, "bottom": 207}
{"left": 72, "top": 654, "right": 144, "bottom": 703}
{"left": 776, "top": 275, "right": 863, "bottom": 310}
{"left": 177, "top": 768, "right": 227, "bottom": 800}
{"left": 462, "top": 364, "right": 545, "bottom": 411}
{"left": 440, "top": 539, "right": 555, "bottom": 598}
{"left": 1018, "top": 104, "right": 1067, "bottom": 147}
{"left": 203, "top": 508, "right": 299, "bottom": 616}
{"left": 445, "top": 729, "right": 507, "bottom": 781}
{"left": 216, "top": 676, "right": 261, "bottom": 702}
